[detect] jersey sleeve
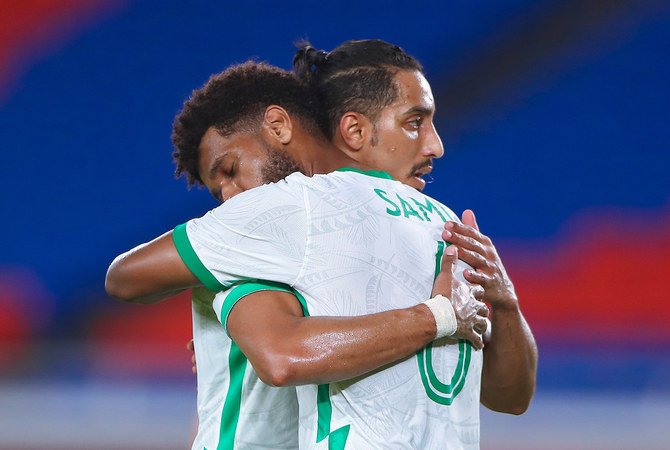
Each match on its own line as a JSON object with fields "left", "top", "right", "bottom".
{"left": 213, "top": 280, "right": 299, "bottom": 336}
{"left": 172, "top": 180, "right": 309, "bottom": 291}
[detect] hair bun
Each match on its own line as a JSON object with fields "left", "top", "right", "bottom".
{"left": 292, "top": 44, "right": 328, "bottom": 82}
{"left": 309, "top": 49, "right": 328, "bottom": 65}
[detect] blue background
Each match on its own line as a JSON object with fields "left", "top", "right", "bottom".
{"left": 1, "top": 1, "right": 668, "bottom": 448}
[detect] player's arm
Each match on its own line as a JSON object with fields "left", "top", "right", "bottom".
{"left": 443, "top": 210, "right": 538, "bottom": 415}
{"left": 229, "top": 289, "right": 434, "bottom": 386}
{"left": 225, "top": 247, "right": 489, "bottom": 386}
{"left": 105, "top": 231, "right": 201, "bottom": 304}
{"left": 107, "top": 183, "right": 310, "bottom": 305}
{"left": 107, "top": 185, "right": 308, "bottom": 304}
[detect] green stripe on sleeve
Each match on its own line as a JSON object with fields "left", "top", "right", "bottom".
{"left": 218, "top": 283, "right": 349, "bottom": 448}
{"left": 172, "top": 223, "right": 225, "bottom": 292}
{"left": 216, "top": 281, "right": 295, "bottom": 449}
{"left": 219, "top": 281, "right": 295, "bottom": 333}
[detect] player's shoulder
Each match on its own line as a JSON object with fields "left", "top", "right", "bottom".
{"left": 377, "top": 179, "right": 460, "bottom": 224}
{"left": 305, "top": 167, "right": 399, "bottom": 193}
{"left": 205, "top": 172, "right": 309, "bottom": 219}
{"left": 257, "top": 167, "right": 396, "bottom": 192}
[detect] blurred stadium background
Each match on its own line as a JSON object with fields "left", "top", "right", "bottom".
{"left": 1, "top": 0, "right": 669, "bottom": 448}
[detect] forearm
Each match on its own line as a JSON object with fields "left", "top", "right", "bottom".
{"left": 443, "top": 214, "right": 538, "bottom": 413}
{"left": 105, "top": 231, "right": 201, "bottom": 303}
{"left": 236, "top": 304, "right": 437, "bottom": 387}
{"left": 480, "top": 303, "right": 537, "bottom": 414}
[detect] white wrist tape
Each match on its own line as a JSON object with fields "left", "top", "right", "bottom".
{"left": 423, "top": 294, "right": 457, "bottom": 339}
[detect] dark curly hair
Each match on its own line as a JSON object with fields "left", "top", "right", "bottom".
{"left": 292, "top": 39, "right": 423, "bottom": 140}
{"left": 172, "top": 61, "right": 324, "bottom": 187}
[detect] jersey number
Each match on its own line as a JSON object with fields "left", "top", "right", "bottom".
{"left": 416, "top": 241, "right": 471, "bottom": 405}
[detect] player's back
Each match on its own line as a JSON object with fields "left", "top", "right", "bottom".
{"left": 290, "top": 169, "right": 483, "bottom": 449}
{"left": 177, "top": 168, "right": 483, "bottom": 449}
{"left": 191, "top": 288, "right": 299, "bottom": 450}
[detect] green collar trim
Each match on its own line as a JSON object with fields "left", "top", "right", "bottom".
{"left": 335, "top": 167, "right": 394, "bottom": 180}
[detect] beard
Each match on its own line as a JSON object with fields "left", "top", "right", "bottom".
{"left": 260, "top": 141, "right": 305, "bottom": 184}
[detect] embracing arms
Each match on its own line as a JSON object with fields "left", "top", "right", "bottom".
{"left": 444, "top": 210, "right": 538, "bottom": 415}
{"left": 225, "top": 247, "right": 488, "bottom": 386}
{"left": 106, "top": 229, "right": 489, "bottom": 386}
{"left": 105, "top": 231, "right": 201, "bottom": 304}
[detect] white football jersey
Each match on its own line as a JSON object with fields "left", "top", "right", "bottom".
{"left": 190, "top": 287, "right": 299, "bottom": 450}
{"left": 175, "top": 168, "right": 483, "bottom": 450}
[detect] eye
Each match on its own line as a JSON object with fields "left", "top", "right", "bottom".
{"left": 222, "top": 159, "right": 237, "bottom": 177}
{"left": 407, "top": 116, "right": 423, "bottom": 129}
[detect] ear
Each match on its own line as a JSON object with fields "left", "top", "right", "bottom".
{"left": 262, "top": 106, "right": 293, "bottom": 145}
{"left": 338, "top": 112, "right": 371, "bottom": 151}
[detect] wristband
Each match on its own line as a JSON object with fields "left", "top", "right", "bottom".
{"left": 423, "top": 294, "right": 457, "bottom": 339}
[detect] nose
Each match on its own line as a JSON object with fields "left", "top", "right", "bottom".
{"left": 423, "top": 122, "right": 444, "bottom": 159}
{"left": 220, "top": 180, "right": 243, "bottom": 203}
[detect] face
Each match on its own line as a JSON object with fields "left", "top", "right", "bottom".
{"left": 364, "top": 70, "right": 444, "bottom": 191}
{"left": 197, "top": 127, "right": 302, "bottom": 202}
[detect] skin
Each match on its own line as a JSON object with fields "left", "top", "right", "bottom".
{"left": 106, "top": 71, "right": 446, "bottom": 302}
{"left": 106, "top": 106, "right": 355, "bottom": 302}
{"left": 444, "top": 209, "right": 538, "bottom": 414}
{"left": 187, "top": 247, "right": 490, "bottom": 383}
{"left": 106, "top": 70, "right": 488, "bottom": 382}
{"left": 198, "top": 127, "right": 303, "bottom": 203}
{"left": 228, "top": 246, "right": 488, "bottom": 386}
{"left": 219, "top": 69, "right": 488, "bottom": 387}
{"left": 183, "top": 71, "right": 491, "bottom": 386}
{"left": 332, "top": 70, "right": 443, "bottom": 191}
{"left": 107, "top": 68, "right": 535, "bottom": 414}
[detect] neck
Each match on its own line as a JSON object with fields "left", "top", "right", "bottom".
{"left": 290, "top": 134, "right": 375, "bottom": 176}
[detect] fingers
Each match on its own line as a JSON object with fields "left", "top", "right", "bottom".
{"left": 443, "top": 226, "right": 480, "bottom": 251}
{"left": 442, "top": 244, "right": 458, "bottom": 267}
{"left": 463, "top": 268, "right": 491, "bottom": 288}
{"left": 444, "top": 220, "right": 479, "bottom": 239}
{"left": 463, "top": 315, "right": 487, "bottom": 350}
{"left": 456, "top": 247, "right": 489, "bottom": 271}
{"left": 471, "top": 284, "right": 485, "bottom": 301}
{"left": 462, "top": 209, "right": 479, "bottom": 232}
{"left": 187, "top": 339, "right": 197, "bottom": 375}
{"left": 463, "top": 330, "right": 484, "bottom": 350}
{"left": 442, "top": 228, "right": 488, "bottom": 259}
{"left": 477, "top": 302, "right": 489, "bottom": 318}
{"left": 431, "top": 245, "right": 457, "bottom": 297}
{"left": 473, "top": 316, "right": 488, "bottom": 335}
{"left": 470, "top": 294, "right": 489, "bottom": 319}
{"left": 444, "top": 220, "right": 492, "bottom": 248}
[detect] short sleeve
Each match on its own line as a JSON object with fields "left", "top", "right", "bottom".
{"left": 172, "top": 180, "right": 309, "bottom": 291}
{"left": 213, "top": 281, "right": 297, "bottom": 336}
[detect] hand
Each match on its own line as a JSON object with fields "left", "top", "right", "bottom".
{"left": 432, "top": 245, "right": 489, "bottom": 349}
{"left": 443, "top": 209, "right": 518, "bottom": 311}
{"left": 187, "top": 339, "right": 197, "bottom": 375}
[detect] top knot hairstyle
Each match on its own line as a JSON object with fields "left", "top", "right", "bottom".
{"left": 292, "top": 39, "right": 423, "bottom": 140}
{"left": 172, "top": 61, "right": 323, "bottom": 187}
